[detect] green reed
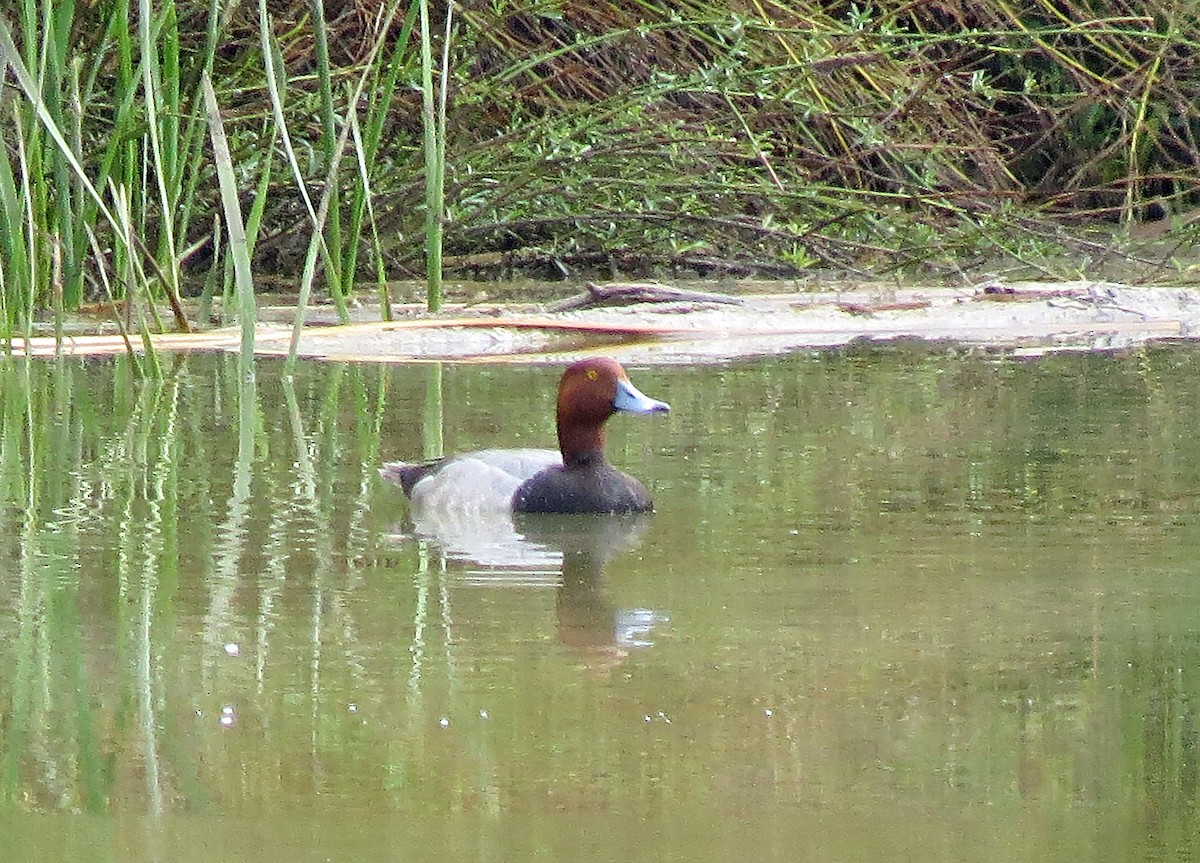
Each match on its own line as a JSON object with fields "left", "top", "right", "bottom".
{"left": 0, "top": 0, "right": 432, "bottom": 346}
{"left": 0, "top": 354, "right": 393, "bottom": 812}
{"left": 417, "top": 0, "right": 449, "bottom": 311}
{"left": 346, "top": 1, "right": 421, "bottom": 321}
{"left": 6, "top": 0, "right": 1200, "bottom": 346}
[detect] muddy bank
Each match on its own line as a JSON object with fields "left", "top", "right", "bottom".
{"left": 9, "top": 281, "right": 1200, "bottom": 362}
{"left": 260, "top": 281, "right": 1200, "bottom": 364}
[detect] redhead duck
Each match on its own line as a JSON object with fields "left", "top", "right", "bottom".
{"left": 381, "top": 358, "right": 670, "bottom": 514}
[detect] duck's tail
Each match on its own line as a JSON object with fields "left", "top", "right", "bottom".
{"left": 379, "top": 458, "right": 446, "bottom": 497}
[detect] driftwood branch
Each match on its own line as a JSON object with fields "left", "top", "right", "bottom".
{"left": 546, "top": 282, "right": 744, "bottom": 313}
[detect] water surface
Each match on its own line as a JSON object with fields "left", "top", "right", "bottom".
{"left": 2, "top": 348, "right": 1200, "bottom": 861}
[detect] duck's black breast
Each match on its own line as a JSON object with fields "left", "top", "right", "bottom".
{"left": 512, "top": 461, "right": 653, "bottom": 514}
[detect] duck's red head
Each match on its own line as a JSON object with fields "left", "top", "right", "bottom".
{"left": 555, "top": 358, "right": 670, "bottom": 467}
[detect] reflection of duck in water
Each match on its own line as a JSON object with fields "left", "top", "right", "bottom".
{"left": 382, "top": 508, "right": 668, "bottom": 668}
{"left": 381, "top": 358, "right": 670, "bottom": 514}
{"left": 519, "top": 514, "right": 668, "bottom": 671}
{"left": 555, "top": 546, "right": 667, "bottom": 673}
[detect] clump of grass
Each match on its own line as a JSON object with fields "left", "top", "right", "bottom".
{"left": 0, "top": 2, "right": 199, "bottom": 341}
{"left": 424, "top": 0, "right": 1200, "bottom": 280}
{"left": 5, "top": 0, "right": 1200, "bottom": 342}
{"left": 0, "top": 0, "right": 438, "bottom": 345}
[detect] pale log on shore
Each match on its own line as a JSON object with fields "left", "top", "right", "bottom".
{"left": 546, "top": 282, "right": 744, "bottom": 312}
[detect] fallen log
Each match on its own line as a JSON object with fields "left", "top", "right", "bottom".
{"left": 546, "top": 282, "right": 743, "bottom": 312}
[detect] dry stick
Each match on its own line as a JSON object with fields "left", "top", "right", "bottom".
{"left": 724, "top": 93, "right": 784, "bottom": 192}
{"left": 131, "top": 232, "right": 192, "bottom": 332}
{"left": 84, "top": 218, "right": 139, "bottom": 363}
{"left": 1125, "top": 41, "right": 1168, "bottom": 226}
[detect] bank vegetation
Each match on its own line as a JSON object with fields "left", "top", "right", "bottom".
{"left": 1, "top": 0, "right": 1199, "bottom": 335}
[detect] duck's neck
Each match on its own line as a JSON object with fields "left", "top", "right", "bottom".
{"left": 558, "top": 423, "right": 606, "bottom": 469}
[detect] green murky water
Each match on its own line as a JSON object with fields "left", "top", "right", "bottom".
{"left": 3, "top": 348, "right": 1200, "bottom": 861}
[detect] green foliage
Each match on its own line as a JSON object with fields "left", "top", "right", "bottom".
{"left": 3, "top": 0, "right": 1200, "bottom": 329}
{"left": 426, "top": 0, "right": 1200, "bottom": 278}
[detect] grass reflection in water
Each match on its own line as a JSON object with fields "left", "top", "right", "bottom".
{"left": 1, "top": 349, "right": 1200, "bottom": 863}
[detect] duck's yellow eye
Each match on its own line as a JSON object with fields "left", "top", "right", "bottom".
{"left": 586, "top": 369, "right": 598, "bottom": 381}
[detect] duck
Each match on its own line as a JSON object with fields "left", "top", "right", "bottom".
{"left": 380, "top": 357, "right": 670, "bottom": 514}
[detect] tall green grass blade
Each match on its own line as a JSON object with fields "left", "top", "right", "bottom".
{"left": 43, "top": 0, "right": 82, "bottom": 309}
{"left": 418, "top": 0, "right": 444, "bottom": 311}
{"left": 197, "top": 213, "right": 221, "bottom": 326}
{"left": 310, "top": 0, "right": 344, "bottom": 303}
{"left": 345, "top": 0, "right": 418, "bottom": 319}
{"left": 113, "top": 183, "right": 161, "bottom": 378}
{"left": 199, "top": 135, "right": 271, "bottom": 329}
{"left": 66, "top": 54, "right": 87, "bottom": 307}
{"left": 202, "top": 71, "right": 256, "bottom": 362}
{"left": 14, "top": 104, "right": 36, "bottom": 342}
{"left": 347, "top": 109, "right": 392, "bottom": 321}
{"left": 164, "top": 0, "right": 224, "bottom": 268}
{"left": 245, "top": 125, "right": 274, "bottom": 258}
{"left": 256, "top": 0, "right": 349, "bottom": 326}
{"left": 0, "top": 106, "right": 32, "bottom": 338}
{"left": 51, "top": 219, "right": 62, "bottom": 352}
{"left": 138, "top": 0, "right": 185, "bottom": 327}
{"left": 110, "top": 0, "right": 137, "bottom": 293}
{"left": 422, "top": 362, "right": 443, "bottom": 460}
{"left": 160, "top": 0, "right": 181, "bottom": 197}
{"left": 437, "top": 4, "right": 453, "bottom": 200}
{"left": 287, "top": 220, "right": 325, "bottom": 374}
